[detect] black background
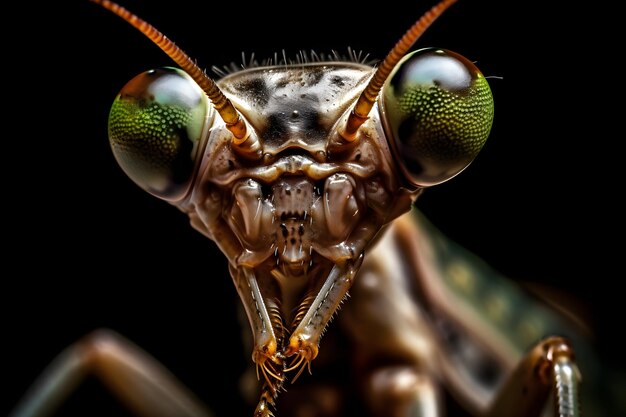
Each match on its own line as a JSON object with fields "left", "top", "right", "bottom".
{"left": 4, "top": 1, "right": 620, "bottom": 417}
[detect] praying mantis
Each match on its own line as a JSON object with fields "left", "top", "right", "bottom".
{"left": 6, "top": 1, "right": 623, "bottom": 416}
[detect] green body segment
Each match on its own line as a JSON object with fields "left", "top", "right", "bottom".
{"left": 108, "top": 67, "right": 210, "bottom": 200}
{"left": 410, "top": 210, "right": 615, "bottom": 416}
{"left": 383, "top": 48, "right": 494, "bottom": 186}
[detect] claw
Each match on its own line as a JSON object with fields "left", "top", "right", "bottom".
{"left": 255, "top": 354, "right": 285, "bottom": 391}
{"left": 282, "top": 337, "right": 318, "bottom": 383}
{"left": 262, "top": 360, "right": 284, "bottom": 384}
{"left": 284, "top": 353, "right": 306, "bottom": 372}
{"left": 290, "top": 356, "right": 312, "bottom": 383}
{"left": 283, "top": 353, "right": 309, "bottom": 383}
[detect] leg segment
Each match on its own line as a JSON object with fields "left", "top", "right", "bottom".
{"left": 284, "top": 255, "right": 363, "bottom": 368}
{"left": 9, "top": 329, "right": 213, "bottom": 417}
{"left": 486, "top": 336, "right": 581, "bottom": 417}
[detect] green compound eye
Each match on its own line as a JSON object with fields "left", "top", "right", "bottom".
{"left": 109, "top": 67, "right": 210, "bottom": 200}
{"left": 382, "top": 48, "right": 494, "bottom": 187}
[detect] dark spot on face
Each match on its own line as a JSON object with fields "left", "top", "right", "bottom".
{"left": 235, "top": 78, "right": 269, "bottom": 106}
{"left": 290, "top": 238, "right": 296, "bottom": 245}
{"left": 281, "top": 224, "right": 288, "bottom": 237}
{"left": 331, "top": 75, "right": 344, "bottom": 87}
{"left": 298, "top": 225, "right": 304, "bottom": 235}
{"left": 264, "top": 101, "right": 327, "bottom": 145}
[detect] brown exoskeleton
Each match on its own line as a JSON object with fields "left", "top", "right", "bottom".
{"left": 11, "top": 1, "right": 611, "bottom": 416}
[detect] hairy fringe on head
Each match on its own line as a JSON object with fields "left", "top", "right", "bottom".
{"left": 211, "top": 47, "right": 376, "bottom": 77}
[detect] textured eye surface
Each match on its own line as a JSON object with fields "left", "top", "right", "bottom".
{"left": 382, "top": 48, "right": 494, "bottom": 187}
{"left": 109, "top": 67, "right": 210, "bottom": 200}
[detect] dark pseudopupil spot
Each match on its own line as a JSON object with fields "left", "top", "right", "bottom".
{"left": 398, "top": 120, "right": 424, "bottom": 176}
{"left": 166, "top": 127, "right": 194, "bottom": 185}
